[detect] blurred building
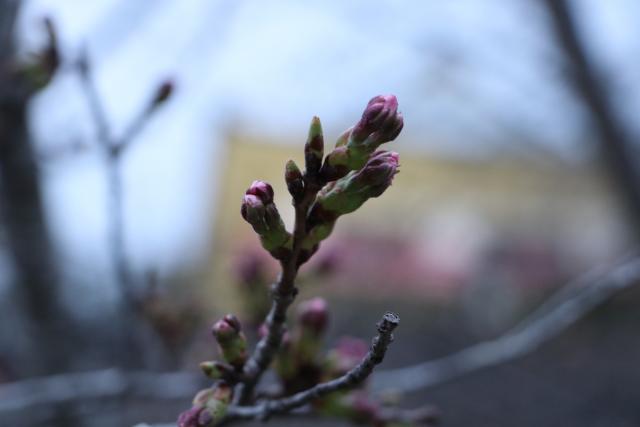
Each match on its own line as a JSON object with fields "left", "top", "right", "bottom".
{"left": 206, "top": 132, "right": 630, "bottom": 312}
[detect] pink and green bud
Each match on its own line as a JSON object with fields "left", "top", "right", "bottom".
{"left": 240, "top": 181, "right": 292, "bottom": 258}
{"left": 297, "top": 297, "right": 329, "bottom": 336}
{"left": 179, "top": 383, "right": 232, "bottom": 427}
{"left": 352, "top": 95, "right": 403, "bottom": 148}
{"left": 285, "top": 159, "right": 304, "bottom": 200}
{"left": 246, "top": 180, "right": 274, "bottom": 204}
{"left": 291, "top": 298, "right": 330, "bottom": 368}
{"left": 321, "top": 95, "right": 403, "bottom": 181}
{"left": 240, "top": 194, "right": 267, "bottom": 232}
{"left": 305, "top": 116, "right": 324, "bottom": 177}
{"left": 199, "top": 360, "right": 235, "bottom": 380}
{"left": 212, "top": 315, "right": 247, "bottom": 369}
{"left": 305, "top": 151, "right": 399, "bottom": 246}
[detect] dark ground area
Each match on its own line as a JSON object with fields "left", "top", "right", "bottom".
{"left": 3, "top": 286, "right": 639, "bottom": 426}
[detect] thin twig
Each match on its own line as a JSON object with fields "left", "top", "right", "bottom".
{"left": 76, "top": 49, "right": 161, "bottom": 305}
{"left": 75, "top": 50, "right": 170, "bottom": 368}
{"left": 226, "top": 313, "right": 399, "bottom": 422}
{"left": 371, "top": 256, "right": 640, "bottom": 394}
{"left": 77, "top": 51, "right": 134, "bottom": 302}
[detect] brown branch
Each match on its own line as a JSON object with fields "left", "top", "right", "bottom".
{"left": 226, "top": 313, "right": 399, "bottom": 422}
{"left": 371, "top": 256, "right": 640, "bottom": 394}
{"left": 236, "top": 186, "right": 319, "bottom": 403}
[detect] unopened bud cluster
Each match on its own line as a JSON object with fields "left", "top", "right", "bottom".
{"left": 240, "top": 95, "right": 402, "bottom": 263}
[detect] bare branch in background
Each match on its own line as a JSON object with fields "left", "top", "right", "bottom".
{"left": 371, "top": 256, "right": 640, "bottom": 394}
{"left": 542, "top": 0, "right": 640, "bottom": 240}
{"left": 76, "top": 48, "right": 174, "bottom": 306}
{"left": 73, "top": 49, "right": 175, "bottom": 368}
{"left": 0, "top": 5, "right": 73, "bottom": 377}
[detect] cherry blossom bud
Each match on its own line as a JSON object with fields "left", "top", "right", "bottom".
{"left": 305, "top": 116, "right": 324, "bottom": 177}
{"left": 246, "top": 180, "right": 274, "bottom": 204}
{"left": 285, "top": 159, "right": 304, "bottom": 200}
{"left": 212, "top": 315, "right": 247, "bottom": 368}
{"left": 297, "top": 297, "right": 329, "bottom": 336}
{"left": 240, "top": 194, "right": 266, "bottom": 232}
{"left": 321, "top": 95, "right": 403, "bottom": 181}
{"left": 179, "top": 383, "right": 232, "bottom": 427}
{"left": 240, "top": 181, "right": 291, "bottom": 258}
{"left": 351, "top": 95, "right": 403, "bottom": 148}
{"left": 305, "top": 151, "right": 399, "bottom": 246}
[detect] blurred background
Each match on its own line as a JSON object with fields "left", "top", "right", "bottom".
{"left": 1, "top": 0, "right": 639, "bottom": 426}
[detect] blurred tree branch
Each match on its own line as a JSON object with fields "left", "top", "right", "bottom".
{"left": 0, "top": 1, "right": 70, "bottom": 377}
{"left": 371, "top": 255, "right": 640, "bottom": 393}
{"left": 74, "top": 49, "right": 173, "bottom": 367}
{"left": 224, "top": 313, "right": 399, "bottom": 424}
{"left": 543, "top": 0, "right": 640, "bottom": 240}
{"left": 76, "top": 48, "right": 173, "bottom": 310}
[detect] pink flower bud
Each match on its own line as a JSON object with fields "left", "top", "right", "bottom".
{"left": 297, "top": 297, "right": 329, "bottom": 335}
{"left": 240, "top": 194, "right": 265, "bottom": 225}
{"left": 355, "top": 150, "right": 399, "bottom": 198}
{"left": 211, "top": 315, "right": 247, "bottom": 368}
{"left": 351, "top": 95, "right": 403, "bottom": 147}
{"left": 177, "top": 406, "right": 205, "bottom": 427}
{"left": 246, "top": 180, "right": 274, "bottom": 204}
{"left": 211, "top": 314, "right": 241, "bottom": 342}
{"left": 321, "top": 95, "right": 403, "bottom": 181}
{"left": 181, "top": 383, "right": 232, "bottom": 427}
